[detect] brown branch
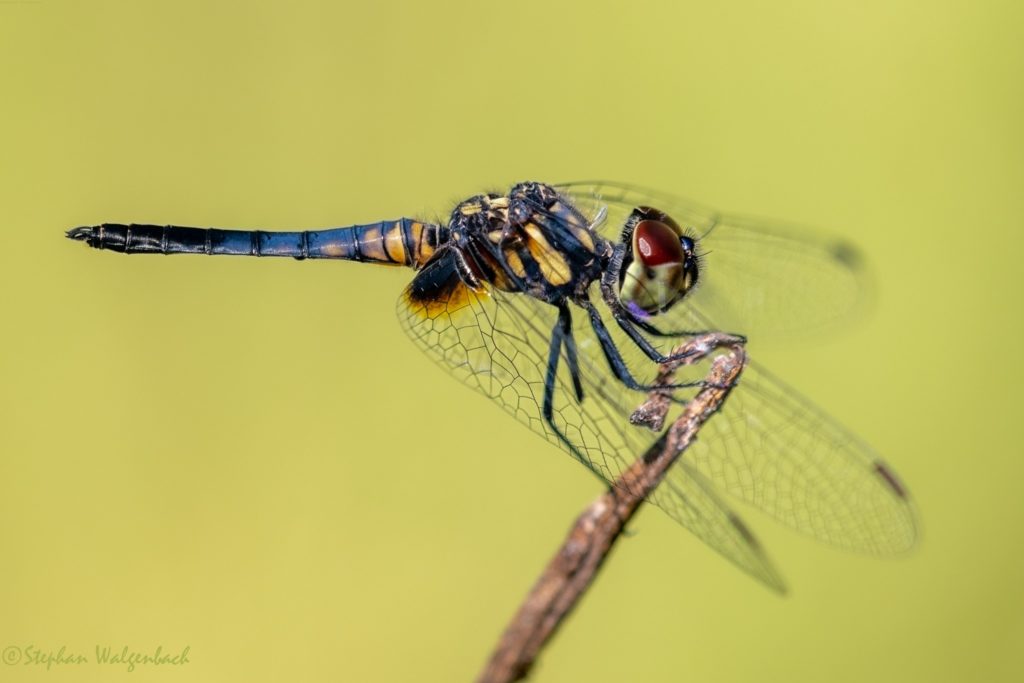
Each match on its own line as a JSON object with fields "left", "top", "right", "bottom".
{"left": 476, "top": 332, "right": 747, "bottom": 683}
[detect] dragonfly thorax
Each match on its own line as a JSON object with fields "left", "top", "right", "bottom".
{"left": 442, "top": 182, "right": 607, "bottom": 303}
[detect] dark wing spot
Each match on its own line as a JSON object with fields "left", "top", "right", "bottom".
{"left": 831, "top": 240, "right": 865, "bottom": 270}
{"left": 729, "top": 513, "right": 761, "bottom": 550}
{"left": 874, "top": 461, "right": 909, "bottom": 499}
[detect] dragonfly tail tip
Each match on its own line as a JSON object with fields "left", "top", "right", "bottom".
{"left": 66, "top": 227, "right": 93, "bottom": 242}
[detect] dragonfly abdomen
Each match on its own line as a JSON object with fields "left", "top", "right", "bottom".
{"left": 66, "top": 219, "right": 446, "bottom": 268}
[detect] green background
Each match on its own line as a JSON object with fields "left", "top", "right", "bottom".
{"left": 1, "top": 1, "right": 1021, "bottom": 681}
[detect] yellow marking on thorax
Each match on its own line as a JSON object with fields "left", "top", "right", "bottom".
{"left": 524, "top": 222, "right": 571, "bottom": 286}
{"left": 549, "top": 200, "right": 596, "bottom": 253}
{"left": 459, "top": 202, "right": 483, "bottom": 216}
{"left": 573, "top": 224, "right": 595, "bottom": 252}
{"left": 504, "top": 248, "right": 526, "bottom": 278}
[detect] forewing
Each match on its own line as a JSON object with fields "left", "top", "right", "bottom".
{"left": 396, "top": 253, "right": 788, "bottom": 590}
{"left": 557, "top": 181, "right": 869, "bottom": 338}
{"left": 602, "top": 297, "right": 918, "bottom": 555}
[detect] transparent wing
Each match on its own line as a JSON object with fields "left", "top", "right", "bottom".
{"left": 397, "top": 253, "right": 787, "bottom": 591}
{"left": 556, "top": 180, "right": 870, "bottom": 339}
{"left": 692, "top": 358, "right": 916, "bottom": 554}
{"left": 554, "top": 181, "right": 916, "bottom": 552}
{"left": 605, "top": 287, "right": 917, "bottom": 555}
{"left": 397, "top": 191, "right": 917, "bottom": 590}
{"left": 653, "top": 461, "right": 787, "bottom": 591}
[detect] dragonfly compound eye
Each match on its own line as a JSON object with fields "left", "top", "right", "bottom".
{"left": 619, "top": 214, "right": 698, "bottom": 315}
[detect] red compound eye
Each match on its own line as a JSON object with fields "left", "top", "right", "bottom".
{"left": 634, "top": 220, "right": 683, "bottom": 266}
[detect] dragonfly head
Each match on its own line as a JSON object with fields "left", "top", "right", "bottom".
{"left": 618, "top": 206, "right": 700, "bottom": 317}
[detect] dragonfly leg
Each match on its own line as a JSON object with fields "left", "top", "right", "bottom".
{"left": 451, "top": 246, "right": 484, "bottom": 289}
{"left": 609, "top": 303, "right": 702, "bottom": 364}
{"left": 631, "top": 313, "right": 743, "bottom": 342}
{"left": 542, "top": 303, "right": 591, "bottom": 468}
{"left": 558, "top": 303, "right": 585, "bottom": 403}
{"left": 541, "top": 313, "right": 564, "bottom": 423}
{"left": 577, "top": 298, "right": 706, "bottom": 394}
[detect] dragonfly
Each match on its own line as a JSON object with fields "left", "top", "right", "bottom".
{"left": 67, "top": 180, "right": 917, "bottom": 592}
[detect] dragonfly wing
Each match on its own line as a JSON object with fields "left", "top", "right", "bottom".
{"left": 653, "top": 460, "right": 787, "bottom": 592}
{"left": 396, "top": 248, "right": 610, "bottom": 478}
{"left": 556, "top": 181, "right": 869, "bottom": 339}
{"left": 556, "top": 183, "right": 917, "bottom": 551}
{"left": 397, "top": 193, "right": 916, "bottom": 590}
{"left": 687, "top": 355, "right": 918, "bottom": 554}
{"left": 600, "top": 290, "right": 918, "bottom": 555}
{"left": 396, "top": 249, "right": 790, "bottom": 590}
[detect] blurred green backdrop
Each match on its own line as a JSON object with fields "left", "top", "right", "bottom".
{"left": 1, "top": 1, "right": 1021, "bottom": 681}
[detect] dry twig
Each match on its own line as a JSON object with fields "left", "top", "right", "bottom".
{"left": 476, "top": 332, "right": 746, "bottom": 683}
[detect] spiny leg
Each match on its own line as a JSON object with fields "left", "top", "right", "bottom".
{"left": 609, "top": 303, "right": 702, "bottom": 363}
{"left": 630, "top": 314, "right": 738, "bottom": 341}
{"left": 542, "top": 303, "right": 593, "bottom": 472}
{"left": 558, "top": 303, "right": 585, "bottom": 403}
{"left": 577, "top": 298, "right": 707, "bottom": 394}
